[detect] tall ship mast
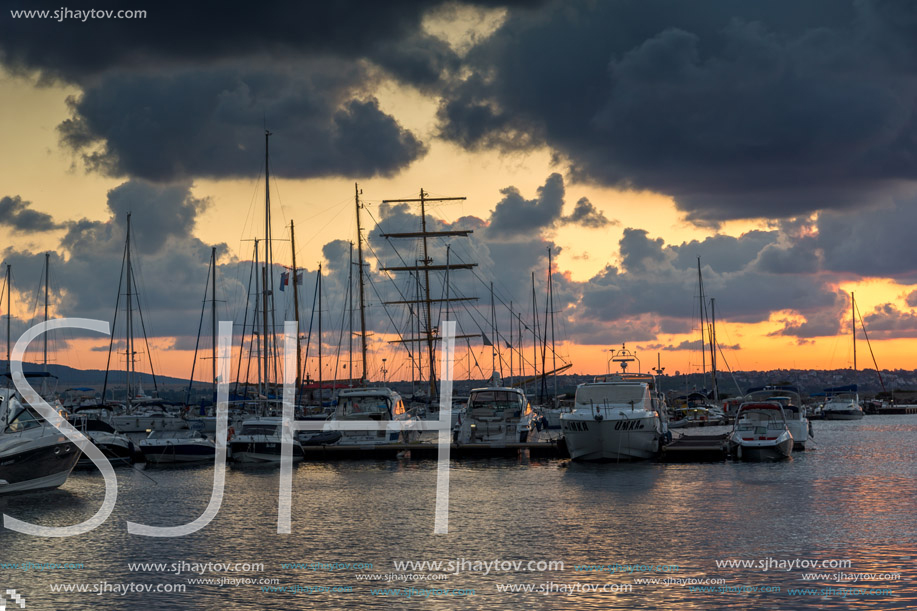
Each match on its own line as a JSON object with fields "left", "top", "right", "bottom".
{"left": 379, "top": 189, "right": 479, "bottom": 398}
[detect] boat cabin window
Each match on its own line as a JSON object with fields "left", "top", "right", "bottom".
{"left": 338, "top": 396, "right": 391, "bottom": 417}
{"left": 148, "top": 429, "right": 198, "bottom": 439}
{"left": 240, "top": 423, "right": 279, "bottom": 435}
{"left": 4, "top": 407, "right": 43, "bottom": 433}
{"left": 576, "top": 385, "right": 647, "bottom": 407}
{"left": 469, "top": 391, "right": 524, "bottom": 411}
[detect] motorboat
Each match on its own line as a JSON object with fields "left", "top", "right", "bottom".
{"left": 139, "top": 429, "right": 217, "bottom": 464}
{"left": 0, "top": 391, "right": 82, "bottom": 494}
{"left": 728, "top": 402, "right": 794, "bottom": 461}
{"left": 108, "top": 403, "right": 188, "bottom": 434}
{"left": 742, "top": 386, "right": 810, "bottom": 450}
{"left": 668, "top": 392, "right": 727, "bottom": 428}
{"left": 560, "top": 371, "right": 668, "bottom": 461}
{"left": 455, "top": 378, "right": 544, "bottom": 444}
{"left": 822, "top": 385, "right": 864, "bottom": 420}
{"left": 315, "top": 387, "right": 417, "bottom": 446}
{"left": 70, "top": 412, "right": 141, "bottom": 467}
{"left": 229, "top": 417, "right": 304, "bottom": 464}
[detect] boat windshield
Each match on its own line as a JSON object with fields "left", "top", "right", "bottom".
{"left": 337, "top": 396, "right": 391, "bottom": 418}
{"left": 469, "top": 391, "right": 524, "bottom": 410}
{"left": 4, "top": 406, "right": 44, "bottom": 433}
{"left": 240, "top": 423, "right": 279, "bottom": 435}
{"left": 148, "top": 429, "right": 199, "bottom": 440}
{"left": 576, "top": 385, "right": 648, "bottom": 407}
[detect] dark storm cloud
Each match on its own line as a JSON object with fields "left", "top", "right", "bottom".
{"left": 440, "top": 0, "right": 917, "bottom": 222}
{"left": 560, "top": 197, "right": 612, "bottom": 228}
{"left": 0, "top": 196, "right": 63, "bottom": 232}
{"left": 815, "top": 196, "right": 917, "bottom": 280}
{"left": 0, "top": 1, "right": 454, "bottom": 85}
{"left": 577, "top": 227, "right": 843, "bottom": 336}
{"left": 58, "top": 65, "right": 426, "bottom": 181}
{"left": 486, "top": 174, "right": 616, "bottom": 239}
{"left": 861, "top": 303, "right": 917, "bottom": 339}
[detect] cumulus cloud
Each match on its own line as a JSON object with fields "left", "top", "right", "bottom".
{"left": 439, "top": 0, "right": 917, "bottom": 223}
{"left": 0, "top": 196, "right": 63, "bottom": 232}
{"left": 58, "top": 65, "right": 426, "bottom": 181}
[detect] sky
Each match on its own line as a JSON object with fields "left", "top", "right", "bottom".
{"left": 3, "top": 0, "right": 917, "bottom": 385}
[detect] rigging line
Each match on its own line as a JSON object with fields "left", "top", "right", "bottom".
{"left": 102, "top": 231, "right": 128, "bottom": 402}
{"left": 234, "top": 249, "right": 256, "bottom": 396}
{"left": 186, "top": 258, "right": 212, "bottom": 404}
{"left": 855, "top": 300, "right": 886, "bottom": 392}
{"left": 295, "top": 203, "right": 351, "bottom": 251}
{"left": 715, "top": 340, "right": 743, "bottom": 398}
{"left": 129, "top": 263, "right": 159, "bottom": 393}
{"left": 299, "top": 270, "right": 319, "bottom": 398}
{"left": 332, "top": 267, "right": 352, "bottom": 386}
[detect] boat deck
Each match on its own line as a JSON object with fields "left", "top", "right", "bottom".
{"left": 660, "top": 433, "right": 729, "bottom": 462}
{"left": 300, "top": 441, "right": 569, "bottom": 460}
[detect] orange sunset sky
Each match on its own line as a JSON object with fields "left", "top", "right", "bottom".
{"left": 3, "top": 2, "right": 917, "bottom": 384}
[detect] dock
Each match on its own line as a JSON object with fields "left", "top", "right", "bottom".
{"left": 300, "top": 440, "right": 569, "bottom": 460}
{"left": 871, "top": 405, "right": 917, "bottom": 415}
{"left": 660, "top": 433, "right": 729, "bottom": 462}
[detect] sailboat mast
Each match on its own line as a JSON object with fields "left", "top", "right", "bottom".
{"left": 254, "top": 238, "right": 262, "bottom": 395}
{"left": 290, "top": 221, "right": 301, "bottom": 389}
{"left": 318, "top": 263, "right": 323, "bottom": 404}
{"left": 263, "top": 130, "right": 273, "bottom": 397}
{"left": 354, "top": 183, "right": 369, "bottom": 383}
{"left": 531, "top": 272, "right": 538, "bottom": 400}
{"left": 211, "top": 246, "right": 217, "bottom": 396}
{"left": 6, "top": 264, "right": 11, "bottom": 375}
{"left": 852, "top": 291, "right": 856, "bottom": 373}
{"left": 697, "top": 257, "right": 706, "bottom": 387}
{"left": 509, "top": 301, "right": 514, "bottom": 385}
{"left": 348, "top": 241, "right": 354, "bottom": 387}
{"left": 710, "top": 297, "right": 718, "bottom": 402}
{"left": 548, "top": 247, "right": 557, "bottom": 403}
{"left": 126, "top": 213, "right": 134, "bottom": 406}
{"left": 44, "top": 252, "right": 49, "bottom": 372}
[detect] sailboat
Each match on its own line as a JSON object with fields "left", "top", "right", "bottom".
{"left": 823, "top": 293, "right": 864, "bottom": 420}
{"left": 95, "top": 213, "right": 185, "bottom": 434}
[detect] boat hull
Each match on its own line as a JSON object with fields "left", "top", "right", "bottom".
{"left": 561, "top": 416, "right": 661, "bottom": 461}
{"left": 786, "top": 420, "right": 809, "bottom": 451}
{"left": 76, "top": 438, "right": 137, "bottom": 468}
{"left": 730, "top": 438, "right": 793, "bottom": 461}
{"left": 823, "top": 410, "right": 864, "bottom": 420}
{"left": 230, "top": 439, "right": 303, "bottom": 463}
{"left": 0, "top": 439, "right": 82, "bottom": 494}
{"left": 141, "top": 443, "right": 216, "bottom": 464}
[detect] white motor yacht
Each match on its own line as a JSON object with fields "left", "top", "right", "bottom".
{"left": 742, "top": 386, "right": 810, "bottom": 450}
{"left": 561, "top": 372, "right": 668, "bottom": 461}
{"left": 728, "top": 402, "right": 794, "bottom": 461}
{"left": 822, "top": 386, "right": 864, "bottom": 420}
{"left": 455, "top": 380, "right": 543, "bottom": 444}
{"left": 316, "top": 387, "right": 417, "bottom": 446}
{"left": 140, "top": 429, "right": 217, "bottom": 464}
{"left": 0, "top": 391, "right": 82, "bottom": 494}
{"left": 229, "top": 417, "right": 304, "bottom": 464}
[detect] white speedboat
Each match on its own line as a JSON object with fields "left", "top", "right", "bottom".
{"left": 728, "top": 402, "right": 794, "bottom": 461}
{"left": 109, "top": 404, "right": 188, "bottom": 434}
{"left": 70, "top": 412, "right": 140, "bottom": 467}
{"left": 561, "top": 373, "right": 668, "bottom": 461}
{"left": 229, "top": 417, "right": 304, "bottom": 464}
{"left": 318, "top": 387, "right": 417, "bottom": 446}
{"left": 742, "top": 386, "right": 810, "bottom": 450}
{"left": 455, "top": 381, "right": 543, "bottom": 444}
{"left": 822, "top": 387, "right": 864, "bottom": 420}
{"left": 0, "top": 392, "right": 82, "bottom": 494}
{"left": 140, "top": 429, "right": 217, "bottom": 464}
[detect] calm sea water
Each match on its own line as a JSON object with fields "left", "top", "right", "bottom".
{"left": 1, "top": 416, "right": 915, "bottom": 610}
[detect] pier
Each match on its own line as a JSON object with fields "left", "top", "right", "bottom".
{"left": 660, "top": 433, "right": 729, "bottom": 462}
{"left": 300, "top": 440, "right": 569, "bottom": 460}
